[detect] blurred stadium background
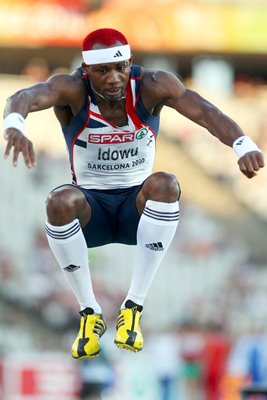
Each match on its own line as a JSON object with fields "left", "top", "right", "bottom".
{"left": 1, "top": 0, "right": 267, "bottom": 399}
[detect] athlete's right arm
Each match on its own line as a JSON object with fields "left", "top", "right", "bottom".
{"left": 3, "top": 74, "right": 80, "bottom": 168}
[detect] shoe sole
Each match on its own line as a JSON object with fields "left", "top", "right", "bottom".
{"left": 114, "top": 341, "right": 142, "bottom": 352}
{"left": 72, "top": 350, "right": 100, "bottom": 360}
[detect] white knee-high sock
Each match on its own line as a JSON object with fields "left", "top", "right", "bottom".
{"left": 45, "top": 219, "right": 101, "bottom": 313}
{"left": 122, "top": 200, "right": 179, "bottom": 309}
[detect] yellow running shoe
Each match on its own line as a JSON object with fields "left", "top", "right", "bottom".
{"left": 114, "top": 303, "right": 143, "bottom": 352}
{"left": 71, "top": 308, "right": 106, "bottom": 360}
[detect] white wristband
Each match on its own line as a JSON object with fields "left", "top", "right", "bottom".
{"left": 233, "top": 136, "right": 261, "bottom": 158}
{"left": 3, "top": 112, "right": 25, "bottom": 135}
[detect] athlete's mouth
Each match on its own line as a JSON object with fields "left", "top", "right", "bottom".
{"left": 105, "top": 87, "right": 123, "bottom": 96}
{"left": 91, "top": 83, "right": 125, "bottom": 102}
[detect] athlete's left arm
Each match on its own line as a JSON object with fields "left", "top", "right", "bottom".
{"left": 148, "top": 70, "right": 265, "bottom": 178}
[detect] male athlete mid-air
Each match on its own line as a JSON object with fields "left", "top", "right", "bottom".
{"left": 3, "top": 28, "right": 264, "bottom": 359}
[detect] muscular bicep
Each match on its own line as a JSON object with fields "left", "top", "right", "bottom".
{"left": 167, "top": 87, "right": 221, "bottom": 129}
{"left": 142, "top": 70, "right": 219, "bottom": 127}
{"left": 160, "top": 73, "right": 219, "bottom": 129}
{"left": 27, "top": 82, "right": 63, "bottom": 112}
{"left": 4, "top": 74, "right": 77, "bottom": 118}
{"left": 160, "top": 72, "right": 244, "bottom": 145}
{"left": 142, "top": 70, "right": 246, "bottom": 147}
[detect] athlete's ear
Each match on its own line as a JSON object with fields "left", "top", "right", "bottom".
{"left": 82, "top": 62, "right": 90, "bottom": 74}
{"left": 129, "top": 56, "right": 133, "bottom": 67}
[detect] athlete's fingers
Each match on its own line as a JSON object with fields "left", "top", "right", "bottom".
{"left": 255, "top": 152, "right": 265, "bottom": 168}
{"left": 249, "top": 152, "right": 264, "bottom": 171}
{"left": 4, "top": 130, "right": 21, "bottom": 163}
{"left": 4, "top": 139, "right": 13, "bottom": 159}
{"left": 238, "top": 157, "right": 252, "bottom": 178}
{"left": 12, "top": 138, "right": 22, "bottom": 167}
{"left": 27, "top": 140, "right": 36, "bottom": 167}
{"left": 22, "top": 139, "right": 35, "bottom": 168}
{"left": 4, "top": 131, "right": 35, "bottom": 168}
{"left": 238, "top": 152, "right": 263, "bottom": 178}
{"left": 245, "top": 171, "right": 256, "bottom": 179}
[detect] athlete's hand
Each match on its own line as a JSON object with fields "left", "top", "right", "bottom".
{"left": 238, "top": 151, "right": 265, "bottom": 178}
{"left": 4, "top": 128, "right": 36, "bottom": 168}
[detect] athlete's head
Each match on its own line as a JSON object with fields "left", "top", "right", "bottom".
{"left": 82, "top": 28, "right": 131, "bottom": 66}
{"left": 83, "top": 28, "right": 128, "bottom": 51}
{"left": 82, "top": 28, "right": 132, "bottom": 103}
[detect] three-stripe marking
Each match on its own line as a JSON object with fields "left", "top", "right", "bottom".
{"left": 143, "top": 206, "right": 179, "bottom": 222}
{"left": 45, "top": 221, "right": 80, "bottom": 240}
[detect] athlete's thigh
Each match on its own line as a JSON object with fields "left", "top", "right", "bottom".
{"left": 76, "top": 187, "right": 115, "bottom": 248}
{"left": 116, "top": 185, "right": 143, "bottom": 245}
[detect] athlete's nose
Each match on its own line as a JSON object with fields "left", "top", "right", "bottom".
{"left": 106, "top": 69, "right": 120, "bottom": 84}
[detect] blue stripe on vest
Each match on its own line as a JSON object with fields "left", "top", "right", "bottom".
{"left": 89, "top": 119, "right": 107, "bottom": 129}
{"left": 75, "top": 139, "right": 87, "bottom": 148}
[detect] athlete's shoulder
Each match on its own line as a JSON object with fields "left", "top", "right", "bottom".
{"left": 142, "top": 68, "right": 177, "bottom": 84}
{"left": 47, "top": 70, "right": 85, "bottom": 98}
{"left": 141, "top": 68, "right": 184, "bottom": 95}
{"left": 131, "top": 64, "right": 173, "bottom": 84}
{"left": 44, "top": 69, "right": 86, "bottom": 112}
{"left": 138, "top": 67, "right": 185, "bottom": 112}
{"left": 48, "top": 70, "right": 83, "bottom": 87}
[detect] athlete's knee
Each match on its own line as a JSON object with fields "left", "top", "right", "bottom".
{"left": 46, "top": 187, "right": 85, "bottom": 224}
{"left": 145, "top": 172, "right": 181, "bottom": 201}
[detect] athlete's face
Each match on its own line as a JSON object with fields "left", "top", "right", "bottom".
{"left": 83, "top": 41, "right": 132, "bottom": 102}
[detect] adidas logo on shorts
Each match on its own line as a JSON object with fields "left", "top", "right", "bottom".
{"left": 63, "top": 264, "right": 80, "bottom": 272}
{"left": 145, "top": 242, "right": 164, "bottom": 251}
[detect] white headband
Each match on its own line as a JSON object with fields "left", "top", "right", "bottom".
{"left": 82, "top": 44, "right": 131, "bottom": 65}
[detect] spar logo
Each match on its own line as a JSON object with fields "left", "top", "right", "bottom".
{"left": 88, "top": 132, "right": 134, "bottom": 144}
{"left": 136, "top": 127, "right": 148, "bottom": 140}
